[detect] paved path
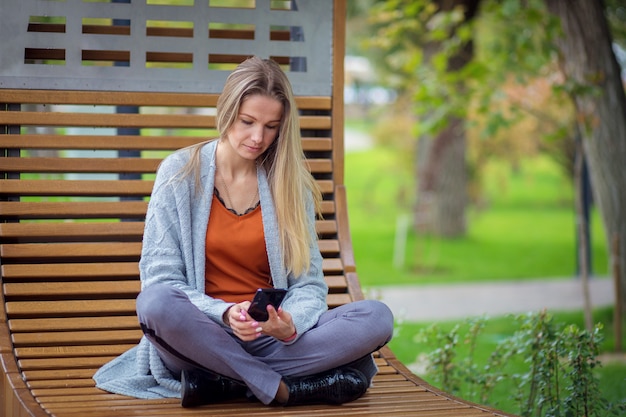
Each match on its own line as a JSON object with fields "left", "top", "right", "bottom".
{"left": 368, "top": 277, "right": 615, "bottom": 322}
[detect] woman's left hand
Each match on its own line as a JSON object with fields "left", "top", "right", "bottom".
{"left": 260, "top": 306, "right": 296, "bottom": 341}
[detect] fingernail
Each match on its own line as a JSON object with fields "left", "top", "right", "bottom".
{"left": 255, "top": 327, "right": 263, "bottom": 333}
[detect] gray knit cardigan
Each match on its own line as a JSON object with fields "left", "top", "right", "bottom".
{"left": 93, "top": 140, "right": 328, "bottom": 399}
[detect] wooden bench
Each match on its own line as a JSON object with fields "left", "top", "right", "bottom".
{"left": 0, "top": 90, "right": 516, "bottom": 417}
{"left": 0, "top": 1, "right": 516, "bottom": 416}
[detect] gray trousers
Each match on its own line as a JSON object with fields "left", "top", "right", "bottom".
{"left": 136, "top": 284, "right": 394, "bottom": 404}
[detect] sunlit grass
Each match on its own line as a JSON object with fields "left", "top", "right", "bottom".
{"left": 345, "top": 145, "right": 608, "bottom": 287}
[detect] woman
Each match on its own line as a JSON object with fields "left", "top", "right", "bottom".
{"left": 94, "top": 56, "right": 394, "bottom": 407}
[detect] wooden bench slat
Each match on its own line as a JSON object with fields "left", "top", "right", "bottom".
{"left": 0, "top": 242, "right": 141, "bottom": 261}
{"left": 1, "top": 241, "right": 341, "bottom": 262}
{"left": 0, "top": 134, "right": 197, "bottom": 150}
{"left": 15, "top": 345, "right": 137, "bottom": 359}
{"left": 0, "top": 157, "right": 161, "bottom": 174}
{"left": 0, "top": 222, "right": 334, "bottom": 243}
{"left": 27, "top": 379, "right": 97, "bottom": 391}
{"left": 3, "top": 281, "right": 140, "bottom": 298}
{"left": 303, "top": 138, "right": 333, "bottom": 151}
{"left": 322, "top": 258, "right": 343, "bottom": 273}
{"left": 319, "top": 201, "right": 335, "bottom": 215}
{"left": 12, "top": 330, "right": 142, "bottom": 347}
{"left": 25, "top": 375, "right": 97, "bottom": 387}
{"left": 0, "top": 89, "right": 331, "bottom": 109}
{"left": 0, "top": 180, "right": 155, "bottom": 197}
{"left": 0, "top": 222, "right": 144, "bottom": 242}
{"left": 3, "top": 273, "right": 344, "bottom": 295}
{"left": 0, "top": 89, "right": 220, "bottom": 107}
{"left": 306, "top": 159, "right": 333, "bottom": 174}
{"left": 316, "top": 220, "right": 337, "bottom": 235}
{"left": 317, "top": 179, "right": 334, "bottom": 194}
{"left": 30, "top": 387, "right": 113, "bottom": 398}
{"left": 0, "top": 112, "right": 331, "bottom": 130}
{"left": 9, "top": 316, "right": 139, "bottom": 333}
{"left": 326, "top": 293, "right": 352, "bottom": 307}
{"left": 0, "top": 180, "right": 333, "bottom": 201}
{"left": 3, "top": 272, "right": 344, "bottom": 293}
{"left": 324, "top": 275, "right": 347, "bottom": 291}
{"left": 19, "top": 356, "right": 119, "bottom": 371}
{"left": 1, "top": 157, "right": 331, "bottom": 175}
{"left": 34, "top": 393, "right": 163, "bottom": 404}
{"left": 0, "top": 201, "right": 149, "bottom": 220}
{"left": 0, "top": 135, "right": 331, "bottom": 151}
{"left": 318, "top": 239, "right": 339, "bottom": 258}
{"left": 5, "top": 300, "right": 137, "bottom": 318}
{"left": 317, "top": 240, "right": 340, "bottom": 254}
{"left": 1, "top": 263, "right": 139, "bottom": 280}
{"left": 0, "top": 111, "right": 216, "bottom": 129}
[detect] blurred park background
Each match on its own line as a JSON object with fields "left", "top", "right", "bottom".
{"left": 340, "top": 0, "right": 626, "bottom": 414}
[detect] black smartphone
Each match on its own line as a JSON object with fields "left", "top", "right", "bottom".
{"left": 247, "top": 288, "right": 287, "bottom": 321}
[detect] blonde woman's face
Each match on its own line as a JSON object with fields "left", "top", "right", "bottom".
{"left": 225, "top": 94, "right": 283, "bottom": 161}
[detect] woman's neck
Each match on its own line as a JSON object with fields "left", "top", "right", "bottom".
{"left": 215, "top": 141, "right": 257, "bottom": 180}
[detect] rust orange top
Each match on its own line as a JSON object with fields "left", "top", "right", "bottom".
{"left": 205, "top": 194, "right": 272, "bottom": 303}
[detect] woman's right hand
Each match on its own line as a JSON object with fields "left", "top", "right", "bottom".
{"left": 223, "top": 302, "right": 262, "bottom": 341}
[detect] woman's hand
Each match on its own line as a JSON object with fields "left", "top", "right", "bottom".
{"left": 223, "top": 301, "right": 260, "bottom": 342}
{"left": 223, "top": 302, "right": 295, "bottom": 342}
{"left": 261, "top": 306, "right": 296, "bottom": 341}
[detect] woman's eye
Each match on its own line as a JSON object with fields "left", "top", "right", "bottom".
{"left": 241, "top": 119, "right": 253, "bottom": 125}
{"left": 267, "top": 125, "right": 279, "bottom": 130}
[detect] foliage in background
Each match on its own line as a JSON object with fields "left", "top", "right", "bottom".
{"left": 359, "top": 0, "right": 626, "bottom": 179}
{"left": 365, "top": 0, "right": 564, "bottom": 139}
{"left": 361, "top": 0, "right": 579, "bottom": 201}
{"left": 416, "top": 312, "right": 626, "bottom": 416}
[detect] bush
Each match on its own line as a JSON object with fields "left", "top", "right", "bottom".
{"left": 416, "top": 312, "right": 626, "bottom": 416}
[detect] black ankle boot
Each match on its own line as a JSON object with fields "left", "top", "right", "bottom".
{"left": 180, "top": 369, "right": 247, "bottom": 408}
{"left": 283, "top": 367, "right": 368, "bottom": 406}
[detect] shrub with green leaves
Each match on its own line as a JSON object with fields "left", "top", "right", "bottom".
{"left": 417, "top": 312, "right": 626, "bottom": 416}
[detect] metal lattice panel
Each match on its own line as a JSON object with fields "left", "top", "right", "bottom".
{"left": 0, "top": 0, "right": 333, "bottom": 95}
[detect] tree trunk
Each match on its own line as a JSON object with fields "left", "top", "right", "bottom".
{"left": 415, "top": 117, "right": 467, "bottom": 237}
{"left": 574, "top": 132, "right": 594, "bottom": 331}
{"left": 545, "top": 0, "right": 626, "bottom": 314}
{"left": 413, "top": 0, "right": 478, "bottom": 238}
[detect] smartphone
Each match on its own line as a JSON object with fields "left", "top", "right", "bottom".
{"left": 247, "top": 288, "right": 287, "bottom": 321}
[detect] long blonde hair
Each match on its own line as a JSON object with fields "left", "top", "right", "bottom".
{"left": 180, "top": 57, "right": 321, "bottom": 277}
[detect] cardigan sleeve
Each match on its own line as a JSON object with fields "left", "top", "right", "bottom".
{"left": 139, "top": 150, "right": 234, "bottom": 324}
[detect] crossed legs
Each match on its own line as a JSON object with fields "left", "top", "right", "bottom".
{"left": 136, "top": 284, "right": 394, "bottom": 405}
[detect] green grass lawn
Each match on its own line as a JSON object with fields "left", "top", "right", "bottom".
{"left": 345, "top": 145, "right": 608, "bottom": 287}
